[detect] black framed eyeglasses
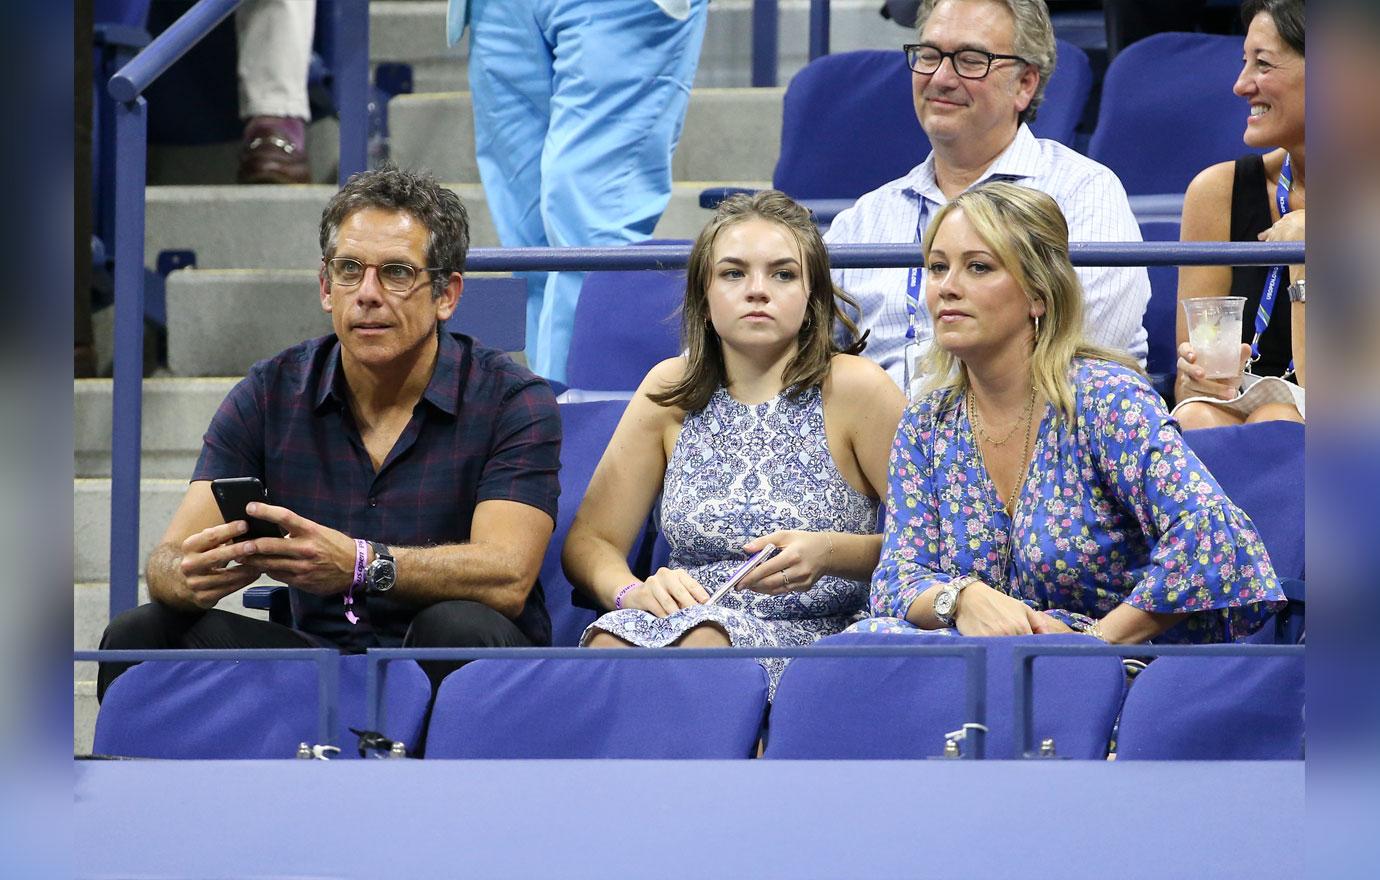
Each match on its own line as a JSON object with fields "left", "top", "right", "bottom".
{"left": 324, "top": 258, "right": 446, "bottom": 294}
{"left": 904, "top": 43, "right": 1029, "bottom": 79}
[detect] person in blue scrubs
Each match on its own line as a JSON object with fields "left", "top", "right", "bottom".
{"left": 448, "top": 0, "right": 710, "bottom": 382}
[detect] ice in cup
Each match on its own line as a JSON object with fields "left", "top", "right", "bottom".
{"left": 1182, "top": 296, "right": 1246, "bottom": 380}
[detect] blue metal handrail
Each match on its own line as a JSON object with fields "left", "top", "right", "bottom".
{"left": 1011, "top": 642, "right": 1305, "bottom": 759}
{"left": 465, "top": 240, "right": 1305, "bottom": 273}
{"left": 753, "top": 1, "right": 833, "bottom": 87}
{"left": 104, "top": 0, "right": 370, "bottom": 622}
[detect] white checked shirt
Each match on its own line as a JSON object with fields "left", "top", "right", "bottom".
{"left": 825, "top": 124, "right": 1151, "bottom": 391}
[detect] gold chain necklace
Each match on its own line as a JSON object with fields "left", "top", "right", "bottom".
{"left": 968, "top": 384, "right": 1037, "bottom": 447}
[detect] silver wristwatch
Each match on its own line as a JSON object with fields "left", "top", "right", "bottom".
{"left": 365, "top": 541, "right": 396, "bottom": 594}
{"left": 932, "top": 576, "right": 974, "bottom": 628}
{"left": 1287, "top": 278, "right": 1306, "bottom": 303}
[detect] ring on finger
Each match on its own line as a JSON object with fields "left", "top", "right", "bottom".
{"left": 780, "top": 570, "right": 792, "bottom": 588}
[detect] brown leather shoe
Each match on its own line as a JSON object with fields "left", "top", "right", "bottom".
{"left": 237, "top": 116, "right": 311, "bottom": 184}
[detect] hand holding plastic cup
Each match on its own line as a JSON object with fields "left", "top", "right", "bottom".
{"left": 1182, "top": 296, "right": 1247, "bottom": 380}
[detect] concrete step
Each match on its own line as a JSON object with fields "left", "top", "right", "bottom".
{"left": 75, "top": 478, "right": 186, "bottom": 585}
{"left": 364, "top": 1, "right": 909, "bottom": 91}
{"left": 76, "top": 378, "right": 235, "bottom": 479}
{"left": 388, "top": 86, "right": 784, "bottom": 185}
{"left": 143, "top": 181, "right": 756, "bottom": 271}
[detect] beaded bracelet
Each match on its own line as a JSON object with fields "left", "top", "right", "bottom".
{"left": 613, "top": 582, "right": 640, "bottom": 610}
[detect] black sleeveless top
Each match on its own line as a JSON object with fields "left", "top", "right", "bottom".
{"left": 1228, "top": 155, "right": 1294, "bottom": 378}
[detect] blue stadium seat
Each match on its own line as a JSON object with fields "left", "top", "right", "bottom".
{"left": 764, "top": 632, "right": 1124, "bottom": 759}
{"left": 444, "top": 275, "right": 526, "bottom": 353}
{"left": 564, "top": 243, "right": 686, "bottom": 393}
{"left": 1183, "top": 421, "right": 1305, "bottom": 643}
{"left": 541, "top": 398, "right": 649, "bottom": 646}
{"left": 1038, "top": 39, "right": 1094, "bottom": 148}
{"left": 1088, "top": 32, "right": 1264, "bottom": 196}
{"left": 424, "top": 657, "right": 769, "bottom": 758}
{"left": 1139, "top": 218, "right": 1182, "bottom": 392}
{"left": 93, "top": 654, "right": 431, "bottom": 759}
{"left": 1115, "top": 652, "right": 1304, "bottom": 759}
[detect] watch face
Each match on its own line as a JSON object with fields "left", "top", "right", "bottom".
{"left": 934, "top": 589, "right": 955, "bottom": 618}
{"left": 369, "top": 559, "right": 396, "bottom": 592}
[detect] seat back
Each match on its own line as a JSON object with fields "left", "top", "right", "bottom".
{"left": 1088, "top": 33, "right": 1262, "bottom": 195}
{"left": 1116, "top": 653, "right": 1304, "bottom": 759}
{"left": 445, "top": 275, "right": 526, "bottom": 352}
{"left": 425, "top": 658, "right": 769, "bottom": 758}
{"left": 774, "top": 50, "right": 929, "bottom": 201}
{"left": 565, "top": 249, "right": 685, "bottom": 392}
{"left": 1035, "top": 39, "right": 1094, "bottom": 148}
{"left": 764, "top": 632, "right": 1124, "bottom": 759}
{"left": 1183, "top": 422, "right": 1305, "bottom": 580}
{"left": 92, "top": 654, "right": 432, "bottom": 759}
{"left": 541, "top": 399, "right": 641, "bottom": 646}
{"left": 1139, "top": 218, "right": 1182, "bottom": 379}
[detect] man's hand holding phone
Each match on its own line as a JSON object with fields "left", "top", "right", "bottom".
{"left": 176, "top": 519, "right": 264, "bottom": 609}
{"left": 238, "top": 502, "right": 359, "bottom": 597}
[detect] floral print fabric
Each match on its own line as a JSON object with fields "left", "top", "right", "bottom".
{"left": 868, "top": 359, "right": 1283, "bottom": 642}
{"left": 583, "top": 385, "right": 878, "bottom": 689}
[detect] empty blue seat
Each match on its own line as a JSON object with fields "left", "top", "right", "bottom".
{"left": 1116, "top": 653, "right": 1304, "bottom": 759}
{"left": 564, "top": 243, "right": 686, "bottom": 393}
{"left": 1139, "top": 218, "right": 1182, "bottom": 385}
{"left": 764, "top": 632, "right": 1124, "bottom": 759}
{"left": 425, "top": 657, "right": 769, "bottom": 758}
{"left": 1089, "top": 33, "right": 1264, "bottom": 196}
{"left": 93, "top": 654, "right": 431, "bottom": 759}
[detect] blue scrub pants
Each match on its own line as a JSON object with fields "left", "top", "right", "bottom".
{"left": 467, "top": 0, "right": 708, "bottom": 381}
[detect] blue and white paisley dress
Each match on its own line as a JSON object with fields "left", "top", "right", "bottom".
{"left": 582, "top": 385, "right": 879, "bottom": 690}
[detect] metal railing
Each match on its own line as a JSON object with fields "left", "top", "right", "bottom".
{"left": 752, "top": 0, "right": 834, "bottom": 87}
{"left": 76, "top": 641, "right": 1305, "bottom": 760}
{"left": 104, "top": 0, "right": 370, "bottom": 621}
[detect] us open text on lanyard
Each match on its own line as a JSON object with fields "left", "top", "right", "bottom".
{"left": 1251, "top": 153, "right": 1295, "bottom": 378}
{"left": 902, "top": 205, "right": 929, "bottom": 395}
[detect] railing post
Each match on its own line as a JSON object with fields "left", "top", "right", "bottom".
{"left": 808, "top": 0, "right": 830, "bottom": 61}
{"left": 109, "top": 96, "right": 148, "bottom": 620}
{"left": 332, "top": 0, "right": 370, "bottom": 185}
{"left": 751, "top": 0, "right": 779, "bottom": 87}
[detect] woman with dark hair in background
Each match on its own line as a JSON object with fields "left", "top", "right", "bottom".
{"left": 562, "top": 191, "right": 906, "bottom": 689}
{"left": 1175, "top": 0, "right": 1307, "bottom": 426}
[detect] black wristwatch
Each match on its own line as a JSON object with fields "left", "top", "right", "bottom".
{"left": 365, "top": 542, "right": 396, "bottom": 594}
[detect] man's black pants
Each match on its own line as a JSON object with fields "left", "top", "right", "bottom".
{"left": 97, "top": 599, "right": 533, "bottom": 702}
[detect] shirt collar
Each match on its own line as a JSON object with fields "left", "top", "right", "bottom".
{"left": 312, "top": 331, "right": 467, "bottom": 417}
{"left": 905, "top": 123, "right": 1040, "bottom": 206}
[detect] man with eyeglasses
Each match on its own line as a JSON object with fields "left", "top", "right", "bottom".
{"left": 828, "top": 0, "right": 1150, "bottom": 396}
{"left": 98, "top": 167, "right": 562, "bottom": 702}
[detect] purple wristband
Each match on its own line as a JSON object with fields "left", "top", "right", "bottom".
{"left": 613, "top": 582, "right": 639, "bottom": 610}
{"left": 345, "top": 538, "right": 367, "bottom": 625}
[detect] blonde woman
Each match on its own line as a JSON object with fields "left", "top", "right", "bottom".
{"left": 861, "top": 182, "right": 1283, "bottom": 644}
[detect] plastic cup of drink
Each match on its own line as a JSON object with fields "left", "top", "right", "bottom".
{"left": 1182, "top": 296, "right": 1246, "bottom": 380}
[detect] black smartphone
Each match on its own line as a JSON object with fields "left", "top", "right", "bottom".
{"left": 210, "top": 477, "right": 286, "bottom": 540}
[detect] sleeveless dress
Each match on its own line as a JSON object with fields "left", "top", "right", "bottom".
{"left": 581, "top": 385, "right": 879, "bottom": 692}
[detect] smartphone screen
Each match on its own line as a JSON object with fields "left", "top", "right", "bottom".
{"left": 210, "top": 477, "right": 286, "bottom": 540}
{"left": 705, "top": 543, "right": 779, "bottom": 606}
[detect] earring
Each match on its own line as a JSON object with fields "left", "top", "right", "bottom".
{"left": 1033, "top": 314, "right": 1041, "bottom": 340}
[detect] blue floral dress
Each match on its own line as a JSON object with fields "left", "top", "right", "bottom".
{"left": 583, "top": 385, "right": 879, "bottom": 689}
{"left": 857, "top": 359, "right": 1283, "bottom": 642}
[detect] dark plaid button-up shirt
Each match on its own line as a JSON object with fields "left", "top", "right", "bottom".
{"left": 193, "top": 331, "right": 561, "bottom": 648}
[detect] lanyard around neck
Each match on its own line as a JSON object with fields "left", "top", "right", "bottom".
{"left": 1250, "top": 153, "right": 1294, "bottom": 375}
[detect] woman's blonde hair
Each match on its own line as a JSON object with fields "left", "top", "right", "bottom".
{"left": 919, "top": 181, "right": 1140, "bottom": 423}
{"left": 650, "top": 191, "right": 864, "bottom": 412}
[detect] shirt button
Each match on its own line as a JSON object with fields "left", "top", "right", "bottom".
{"left": 368, "top": 497, "right": 378, "bottom": 508}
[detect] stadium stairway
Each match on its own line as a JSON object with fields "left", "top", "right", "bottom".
{"left": 74, "top": 0, "right": 908, "bottom": 752}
